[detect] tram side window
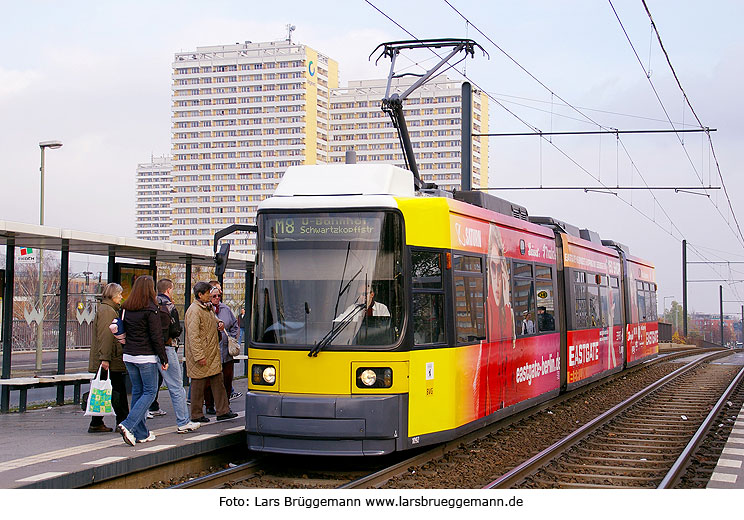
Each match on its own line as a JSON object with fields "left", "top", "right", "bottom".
{"left": 597, "top": 275, "right": 610, "bottom": 328}
{"left": 648, "top": 286, "right": 657, "bottom": 321}
{"left": 637, "top": 281, "right": 647, "bottom": 322}
{"left": 610, "top": 276, "right": 622, "bottom": 325}
{"left": 412, "top": 250, "right": 445, "bottom": 345}
{"left": 587, "top": 284, "right": 600, "bottom": 328}
{"left": 453, "top": 255, "right": 485, "bottom": 343}
{"left": 573, "top": 272, "right": 588, "bottom": 329}
{"left": 635, "top": 281, "right": 657, "bottom": 322}
{"left": 513, "top": 262, "right": 536, "bottom": 336}
{"left": 536, "top": 269, "right": 555, "bottom": 332}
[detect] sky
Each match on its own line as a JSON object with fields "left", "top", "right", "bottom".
{"left": 1, "top": 0, "right": 743, "bottom": 314}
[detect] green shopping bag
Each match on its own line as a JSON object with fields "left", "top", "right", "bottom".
{"left": 84, "top": 366, "right": 115, "bottom": 416}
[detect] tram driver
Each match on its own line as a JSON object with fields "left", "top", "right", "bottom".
{"left": 335, "top": 284, "right": 390, "bottom": 323}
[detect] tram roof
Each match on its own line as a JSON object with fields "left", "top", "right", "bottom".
{"left": 0, "top": 219, "right": 253, "bottom": 269}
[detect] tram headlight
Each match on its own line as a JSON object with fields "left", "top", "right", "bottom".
{"left": 356, "top": 367, "right": 393, "bottom": 389}
{"left": 252, "top": 364, "right": 276, "bottom": 386}
{"left": 360, "top": 369, "right": 377, "bottom": 387}
{"left": 262, "top": 366, "right": 276, "bottom": 384}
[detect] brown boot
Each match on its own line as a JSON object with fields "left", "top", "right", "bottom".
{"left": 88, "top": 424, "right": 113, "bottom": 433}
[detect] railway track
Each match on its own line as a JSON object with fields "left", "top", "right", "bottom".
{"left": 484, "top": 351, "right": 744, "bottom": 489}
{"left": 168, "top": 348, "right": 729, "bottom": 490}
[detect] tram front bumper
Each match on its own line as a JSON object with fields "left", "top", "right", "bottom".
{"left": 245, "top": 392, "right": 406, "bottom": 456}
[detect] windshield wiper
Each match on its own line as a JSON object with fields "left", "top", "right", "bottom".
{"left": 308, "top": 302, "right": 365, "bottom": 357}
{"left": 310, "top": 243, "right": 364, "bottom": 357}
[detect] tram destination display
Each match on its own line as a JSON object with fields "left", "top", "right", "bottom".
{"left": 264, "top": 214, "right": 382, "bottom": 241}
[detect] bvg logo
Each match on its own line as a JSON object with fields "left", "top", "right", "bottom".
{"left": 308, "top": 60, "right": 316, "bottom": 76}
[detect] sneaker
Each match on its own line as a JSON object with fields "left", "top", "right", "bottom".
{"left": 229, "top": 391, "right": 243, "bottom": 401}
{"left": 117, "top": 424, "right": 136, "bottom": 446}
{"left": 137, "top": 432, "right": 156, "bottom": 443}
{"left": 216, "top": 412, "right": 238, "bottom": 421}
{"left": 192, "top": 416, "right": 210, "bottom": 423}
{"left": 148, "top": 409, "right": 167, "bottom": 417}
{"left": 205, "top": 407, "right": 216, "bottom": 415}
{"left": 177, "top": 421, "right": 202, "bottom": 433}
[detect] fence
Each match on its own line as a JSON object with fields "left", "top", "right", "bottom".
{"left": 8, "top": 319, "right": 93, "bottom": 351}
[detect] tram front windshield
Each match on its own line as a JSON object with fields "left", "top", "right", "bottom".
{"left": 253, "top": 211, "right": 404, "bottom": 347}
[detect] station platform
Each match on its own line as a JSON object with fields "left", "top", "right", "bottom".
{"left": 0, "top": 378, "right": 248, "bottom": 489}
{"left": 707, "top": 351, "right": 744, "bottom": 489}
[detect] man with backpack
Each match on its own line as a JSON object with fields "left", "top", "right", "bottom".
{"left": 155, "top": 278, "right": 201, "bottom": 433}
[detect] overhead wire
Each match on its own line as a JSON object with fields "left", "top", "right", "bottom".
{"left": 364, "top": 0, "right": 741, "bottom": 307}
{"left": 641, "top": 0, "right": 744, "bottom": 250}
{"left": 608, "top": 0, "right": 744, "bottom": 250}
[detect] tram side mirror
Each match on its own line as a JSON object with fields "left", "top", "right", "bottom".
{"left": 595, "top": 274, "right": 602, "bottom": 285}
{"left": 215, "top": 243, "right": 231, "bottom": 277}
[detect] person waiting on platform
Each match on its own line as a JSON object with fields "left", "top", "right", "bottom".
{"left": 335, "top": 284, "right": 390, "bottom": 323}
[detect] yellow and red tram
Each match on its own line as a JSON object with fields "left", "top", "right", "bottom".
{"left": 244, "top": 164, "right": 658, "bottom": 455}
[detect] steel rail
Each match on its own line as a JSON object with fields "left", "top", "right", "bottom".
{"left": 658, "top": 365, "right": 744, "bottom": 488}
{"left": 482, "top": 350, "right": 729, "bottom": 489}
{"left": 170, "top": 459, "right": 263, "bottom": 489}
{"left": 342, "top": 347, "right": 706, "bottom": 489}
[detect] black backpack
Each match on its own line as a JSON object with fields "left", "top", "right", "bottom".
{"left": 159, "top": 299, "right": 182, "bottom": 344}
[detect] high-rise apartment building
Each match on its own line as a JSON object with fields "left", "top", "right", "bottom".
{"left": 169, "top": 40, "right": 338, "bottom": 253}
{"left": 328, "top": 76, "right": 489, "bottom": 190}
{"left": 135, "top": 155, "right": 173, "bottom": 241}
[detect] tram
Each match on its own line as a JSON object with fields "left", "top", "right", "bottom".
{"left": 243, "top": 163, "right": 659, "bottom": 455}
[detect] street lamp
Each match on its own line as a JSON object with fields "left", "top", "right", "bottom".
{"left": 36, "top": 140, "right": 63, "bottom": 371}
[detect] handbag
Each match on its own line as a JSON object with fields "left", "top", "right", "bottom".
{"left": 109, "top": 309, "right": 126, "bottom": 344}
{"left": 84, "top": 367, "right": 115, "bottom": 417}
{"left": 227, "top": 335, "right": 241, "bottom": 357}
{"left": 81, "top": 388, "right": 120, "bottom": 412}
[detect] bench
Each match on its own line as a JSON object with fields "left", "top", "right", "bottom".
{"left": 0, "top": 373, "right": 95, "bottom": 413}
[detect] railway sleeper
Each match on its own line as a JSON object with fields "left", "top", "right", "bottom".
{"left": 565, "top": 455, "right": 668, "bottom": 467}
{"left": 577, "top": 443, "right": 680, "bottom": 454}
{"left": 614, "top": 415, "right": 703, "bottom": 425}
{"left": 611, "top": 421, "right": 702, "bottom": 432}
{"left": 523, "top": 479, "right": 643, "bottom": 489}
{"left": 554, "top": 462, "right": 667, "bottom": 475}
{"left": 588, "top": 438, "right": 689, "bottom": 447}
{"left": 540, "top": 469, "right": 660, "bottom": 484}
{"left": 595, "top": 429, "right": 695, "bottom": 440}
{"left": 621, "top": 410, "right": 708, "bottom": 419}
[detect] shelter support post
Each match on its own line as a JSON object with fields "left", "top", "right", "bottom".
{"left": 183, "top": 257, "right": 192, "bottom": 387}
{"left": 1, "top": 237, "right": 15, "bottom": 412}
{"left": 56, "top": 240, "right": 69, "bottom": 404}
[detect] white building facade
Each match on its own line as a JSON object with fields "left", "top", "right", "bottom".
{"left": 328, "top": 76, "right": 489, "bottom": 190}
{"left": 143, "top": 42, "right": 490, "bottom": 256}
{"left": 170, "top": 40, "right": 338, "bottom": 253}
{"left": 135, "top": 155, "right": 173, "bottom": 242}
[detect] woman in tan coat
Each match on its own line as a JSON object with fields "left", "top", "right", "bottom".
{"left": 87, "top": 283, "right": 128, "bottom": 432}
{"left": 184, "top": 281, "right": 237, "bottom": 422}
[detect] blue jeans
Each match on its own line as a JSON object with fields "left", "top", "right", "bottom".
{"left": 239, "top": 328, "right": 245, "bottom": 344}
{"left": 158, "top": 346, "right": 190, "bottom": 427}
{"left": 121, "top": 361, "right": 159, "bottom": 441}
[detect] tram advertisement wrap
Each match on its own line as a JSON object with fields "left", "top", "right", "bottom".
{"left": 449, "top": 214, "right": 556, "bottom": 262}
{"left": 468, "top": 334, "right": 560, "bottom": 420}
{"left": 626, "top": 321, "right": 659, "bottom": 363}
{"left": 566, "top": 326, "right": 623, "bottom": 384}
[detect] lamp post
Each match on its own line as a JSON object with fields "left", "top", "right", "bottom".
{"left": 36, "top": 140, "right": 62, "bottom": 371}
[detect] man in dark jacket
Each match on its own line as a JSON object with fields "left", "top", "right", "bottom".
{"left": 155, "top": 279, "right": 201, "bottom": 433}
